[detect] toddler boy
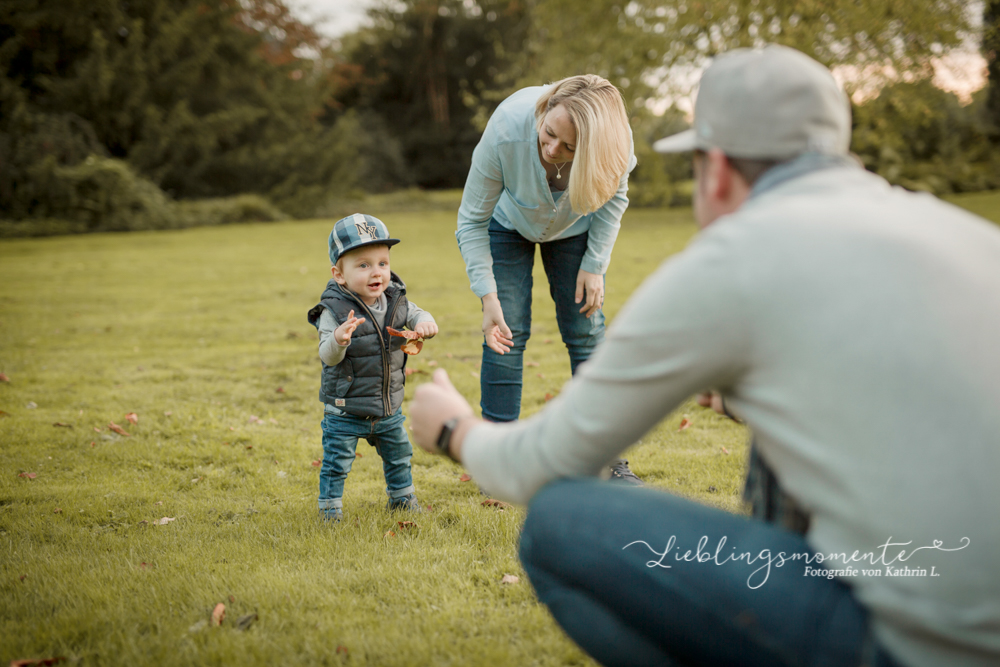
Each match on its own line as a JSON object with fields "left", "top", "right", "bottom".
{"left": 307, "top": 214, "right": 438, "bottom": 522}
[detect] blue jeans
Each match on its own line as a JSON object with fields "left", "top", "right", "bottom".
{"left": 318, "top": 408, "right": 415, "bottom": 510}
{"left": 481, "top": 219, "right": 605, "bottom": 422}
{"left": 520, "top": 479, "right": 906, "bottom": 667}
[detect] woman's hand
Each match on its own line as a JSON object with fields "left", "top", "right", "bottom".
{"left": 576, "top": 269, "right": 605, "bottom": 317}
{"left": 481, "top": 293, "right": 514, "bottom": 354}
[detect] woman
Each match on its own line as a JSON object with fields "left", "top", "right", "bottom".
{"left": 456, "top": 74, "right": 640, "bottom": 483}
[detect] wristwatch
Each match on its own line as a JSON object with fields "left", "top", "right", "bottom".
{"left": 436, "top": 417, "right": 460, "bottom": 459}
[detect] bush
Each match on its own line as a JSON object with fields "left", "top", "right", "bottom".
{"left": 175, "top": 195, "right": 288, "bottom": 227}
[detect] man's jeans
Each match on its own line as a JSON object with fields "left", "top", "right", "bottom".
{"left": 481, "top": 219, "right": 605, "bottom": 422}
{"left": 318, "top": 408, "right": 414, "bottom": 510}
{"left": 520, "top": 479, "right": 906, "bottom": 667}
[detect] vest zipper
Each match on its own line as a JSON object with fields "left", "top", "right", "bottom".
{"left": 340, "top": 283, "right": 403, "bottom": 417}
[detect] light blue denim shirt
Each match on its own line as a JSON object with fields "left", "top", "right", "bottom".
{"left": 456, "top": 86, "right": 637, "bottom": 297}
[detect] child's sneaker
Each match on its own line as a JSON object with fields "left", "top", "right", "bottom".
{"left": 320, "top": 507, "right": 344, "bottom": 522}
{"left": 386, "top": 493, "right": 422, "bottom": 512}
{"left": 608, "top": 458, "right": 644, "bottom": 486}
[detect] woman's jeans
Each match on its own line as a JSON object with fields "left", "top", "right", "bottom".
{"left": 481, "top": 219, "right": 605, "bottom": 422}
{"left": 318, "top": 407, "right": 415, "bottom": 510}
{"left": 520, "top": 479, "right": 906, "bottom": 667}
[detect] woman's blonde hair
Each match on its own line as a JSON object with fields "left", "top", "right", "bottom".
{"left": 534, "top": 74, "right": 630, "bottom": 214}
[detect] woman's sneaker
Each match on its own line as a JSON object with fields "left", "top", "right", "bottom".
{"left": 386, "top": 493, "right": 422, "bottom": 512}
{"left": 608, "top": 458, "right": 644, "bottom": 485}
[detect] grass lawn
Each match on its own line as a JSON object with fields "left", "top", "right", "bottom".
{"left": 2, "top": 190, "right": 999, "bottom": 665}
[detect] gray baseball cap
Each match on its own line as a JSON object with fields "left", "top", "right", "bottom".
{"left": 653, "top": 45, "right": 851, "bottom": 159}
{"left": 328, "top": 213, "right": 400, "bottom": 264}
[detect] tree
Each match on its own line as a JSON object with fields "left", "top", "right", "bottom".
{"left": 0, "top": 0, "right": 362, "bottom": 219}
{"left": 329, "top": 0, "right": 531, "bottom": 189}
{"left": 523, "top": 0, "right": 974, "bottom": 107}
{"left": 985, "top": 0, "right": 1000, "bottom": 138}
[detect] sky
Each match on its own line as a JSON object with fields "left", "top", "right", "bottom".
{"left": 285, "top": 0, "right": 374, "bottom": 40}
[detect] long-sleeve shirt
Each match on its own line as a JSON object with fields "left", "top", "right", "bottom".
{"left": 456, "top": 85, "right": 637, "bottom": 297}
{"left": 462, "top": 156, "right": 1000, "bottom": 667}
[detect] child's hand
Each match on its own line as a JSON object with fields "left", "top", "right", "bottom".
{"left": 414, "top": 321, "right": 438, "bottom": 339}
{"left": 335, "top": 310, "right": 366, "bottom": 346}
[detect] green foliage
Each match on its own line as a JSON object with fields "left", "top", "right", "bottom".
{"left": 330, "top": 0, "right": 531, "bottom": 189}
{"left": 0, "top": 0, "right": 366, "bottom": 222}
{"left": 525, "top": 0, "right": 973, "bottom": 105}
{"left": 985, "top": 0, "right": 1000, "bottom": 138}
{"left": 626, "top": 106, "right": 693, "bottom": 207}
{"left": 852, "top": 81, "right": 1000, "bottom": 194}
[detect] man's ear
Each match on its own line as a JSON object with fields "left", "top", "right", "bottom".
{"left": 331, "top": 264, "right": 346, "bottom": 285}
{"left": 703, "top": 148, "right": 733, "bottom": 204}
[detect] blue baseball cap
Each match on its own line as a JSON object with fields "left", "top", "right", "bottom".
{"left": 328, "top": 213, "right": 400, "bottom": 264}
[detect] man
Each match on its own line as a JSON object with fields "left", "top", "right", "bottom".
{"left": 410, "top": 45, "right": 1000, "bottom": 666}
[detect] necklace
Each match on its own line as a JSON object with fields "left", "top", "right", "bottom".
{"left": 554, "top": 162, "right": 565, "bottom": 180}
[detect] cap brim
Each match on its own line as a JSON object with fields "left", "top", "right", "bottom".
{"left": 334, "top": 237, "right": 400, "bottom": 262}
{"left": 653, "top": 129, "right": 697, "bottom": 153}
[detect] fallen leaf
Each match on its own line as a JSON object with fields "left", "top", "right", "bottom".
{"left": 0, "top": 372, "right": 9, "bottom": 382}
{"left": 384, "top": 530, "right": 396, "bottom": 538}
{"left": 525, "top": 361, "right": 540, "bottom": 367}
{"left": 211, "top": 603, "right": 225, "bottom": 627}
{"left": 336, "top": 646, "right": 349, "bottom": 657}
{"left": 424, "top": 504, "right": 433, "bottom": 512}
{"left": 138, "top": 520, "right": 148, "bottom": 526}
{"left": 427, "top": 360, "right": 438, "bottom": 367}
{"left": 470, "top": 371, "right": 479, "bottom": 378}
{"left": 544, "top": 393, "right": 554, "bottom": 402}
{"left": 9, "top": 657, "right": 66, "bottom": 667}
{"left": 245, "top": 445, "right": 253, "bottom": 450}
{"left": 355, "top": 451, "right": 363, "bottom": 458}
{"left": 53, "top": 508, "right": 62, "bottom": 514}
{"left": 459, "top": 474, "right": 472, "bottom": 482}
{"left": 397, "top": 520, "right": 416, "bottom": 529}
{"left": 89, "top": 441, "right": 95, "bottom": 447}
{"left": 481, "top": 499, "right": 511, "bottom": 509}
{"left": 26, "top": 401, "right": 37, "bottom": 409}
{"left": 188, "top": 619, "right": 208, "bottom": 633}
{"left": 678, "top": 417, "right": 692, "bottom": 431}
{"left": 154, "top": 501, "right": 163, "bottom": 506}
{"left": 229, "top": 594, "right": 235, "bottom": 603}
{"left": 543, "top": 338, "right": 553, "bottom": 344}
{"left": 236, "top": 613, "right": 257, "bottom": 631}
{"left": 404, "top": 367, "right": 426, "bottom": 377}
{"left": 107, "top": 421, "right": 131, "bottom": 436}
{"left": 268, "top": 417, "right": 278, "bottom": 424}
{"left": 139, "top": 562, "right": 149, "bottom": 569}
{"left": 52, "top": 422, "right": 73, "bottom": 428}
{"left": 0, "top": 410, "right": 9, "bottom": 417}
{"left": 18, "top": 472, "right": 37, "bottom": 479}
{"left": 275, "top": 387, "right": 285, "bottom": 393}
{"left": 500, "top": 574, "right": 520, "bottom": 585}
{"left": 311, "top": 460, "right": 321, "bottom": 467}
{"left": 125, "top": 412, "right": 138, "bottom": 424}
{"left": 164, "top": 411, "right": 173, "bottom": 416}
{"left": 536, "top": 373, "right": 545, "bottom": 379}
{"left": 93, "top": 426, "right": 102, "bottom": 432}
{"left": 386, "top": 327, "right": 424, "bottom": 355}
{"left": 154, "top": 517, "right": 175, "bottom": 525}
{"left": 192, "top": 477, "right": 203, "bottom": 484}
{"left": 19, "top": 574, "right": 27, "bottom": 581}
{"left": 720, "top": 446, "right": 730, "bottom": 455}
{"left": 248, "top": 415, "right": 261, "bottom": 424}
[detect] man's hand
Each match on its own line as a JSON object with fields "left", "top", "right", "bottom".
{"left": 335, "top": 310, "right": 365, "bottom": 346}
{"left": 414, "top": 321, "right": 438, "bottom": 338}
{"left": 481, "top": 293, "right": 513, "bottom": 354}
{"left": 410, "top": 369, "right": 476, "bottom": 457}
{"left": 576, "top": 269, "right": 605, "bottom": 317}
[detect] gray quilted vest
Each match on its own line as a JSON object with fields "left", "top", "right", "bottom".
{"left": 307, "top": 273, "right": 409, "bottom": 417}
